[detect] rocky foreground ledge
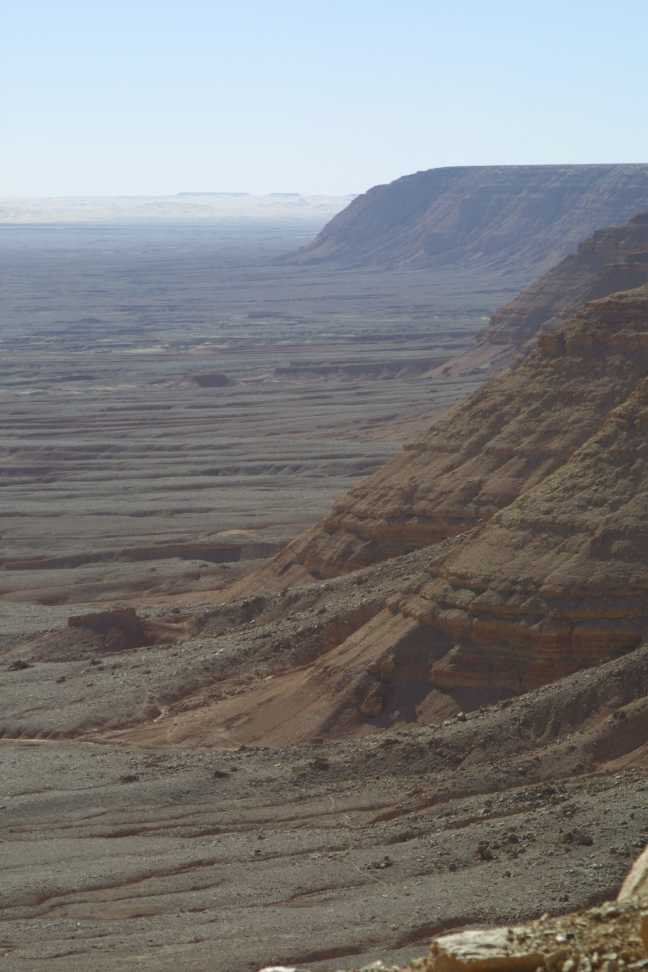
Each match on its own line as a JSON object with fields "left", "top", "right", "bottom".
{"left": 261, "top": 850, "right": 648, "bottom": 972}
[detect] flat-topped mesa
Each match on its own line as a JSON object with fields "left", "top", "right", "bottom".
{"left": 486, "top": 211, "right": 648, "bottom": 347}
{"left": 230, "top": 285, "right": 648, "bottom": 598}
{"left": 294, "top": 165, "right": 648, "bottom": 275}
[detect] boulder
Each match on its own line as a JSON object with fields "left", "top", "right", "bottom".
{"left": 68, "top": 608, "right": 150, "bottom": 651}
{"left": 427, "top": 927, "right": 544, "bottom": 972}
{"left": 618, "top": 844, "right": 648, "bottom": 902}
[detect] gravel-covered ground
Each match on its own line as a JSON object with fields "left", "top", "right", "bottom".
{"left": 2, "top": 589, "right": 648, "bottom": 972}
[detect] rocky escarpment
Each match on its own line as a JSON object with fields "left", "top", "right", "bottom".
{"left": 294, "top": 164, "right": 648, "bottom": 275}
{"left": 333, "top": 287, "right": 648, "bottom": 707}
{"left": 231, "top": 285, "right": 648, "bottom": 595}
{"left": 224, "top": 287, "right": 648, "bottom": 718}
{"left": 486, "top": 211, "right": 648, "bottom": 346}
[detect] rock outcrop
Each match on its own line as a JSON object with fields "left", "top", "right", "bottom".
{"left": 402, "top": 898, "right": 647, "bottom": 972}
{"left": 334, "top": 287, "right": 648, "bottom": 705}
{"left": 486, "top": 211, "right": 648, "bottom": 346}
{"left": 619, "top": 844, "right": 648, "bottom": 902}
{"left": 295, "top": 165, "right": 648, "bottom": 275}
{"left": 428, "top": 904, "right": 646, "bottom": 972}
{"left": 67, "top": 607, "right": 182, "bottom": 652}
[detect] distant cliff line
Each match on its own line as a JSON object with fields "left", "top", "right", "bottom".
{"left": 293, "top": 163, "right": 648, "bottom": 277}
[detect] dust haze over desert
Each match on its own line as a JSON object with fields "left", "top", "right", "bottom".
{"left": 4, "top": 3, "right": 648, "bottom": 972}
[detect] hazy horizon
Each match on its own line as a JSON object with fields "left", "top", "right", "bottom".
{"left": 0, "top": 191, "right": 352, "bottom": 227}
{"left": 0, "top": 190, "right": 354, "bottom": 200}
{"left": 7, "top": 0, "right": 648, "bottom": 197}
{"left": 5, "top": 162, "right": 648, "bottom": 203}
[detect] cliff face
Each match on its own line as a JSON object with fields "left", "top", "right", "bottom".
{"left": 338, "top": 287, "right": 648, "bottom": 711}
{"left": 487, "top": 211, "right": 648, "bottom": 346}
{"left": 295, "top": 165, "right": 648, "bottom": 275}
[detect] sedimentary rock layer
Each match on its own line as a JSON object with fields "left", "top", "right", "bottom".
{"left": 336, "top": 287, "right": 648, "bottom": 706}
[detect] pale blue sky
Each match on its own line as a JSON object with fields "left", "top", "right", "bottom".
{"left": 4, "top": 0, "right": 648, "bottom": 196}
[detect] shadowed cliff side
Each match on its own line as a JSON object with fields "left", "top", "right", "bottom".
{"left": 486, "top": 210, "right": 648, "bottom": 346}
{"left": 293, "top": 164, "right": 648, "bottom": 275}
{"left": 439, "top": 210, "right": 648, "bottom": 379}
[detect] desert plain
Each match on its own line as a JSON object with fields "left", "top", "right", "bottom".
{"left": 2, "top": 206, "right": 647, "bottom": 972}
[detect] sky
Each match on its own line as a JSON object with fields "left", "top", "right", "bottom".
{"left": 4, "top": 0, "right": 648, "bottom": 197}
